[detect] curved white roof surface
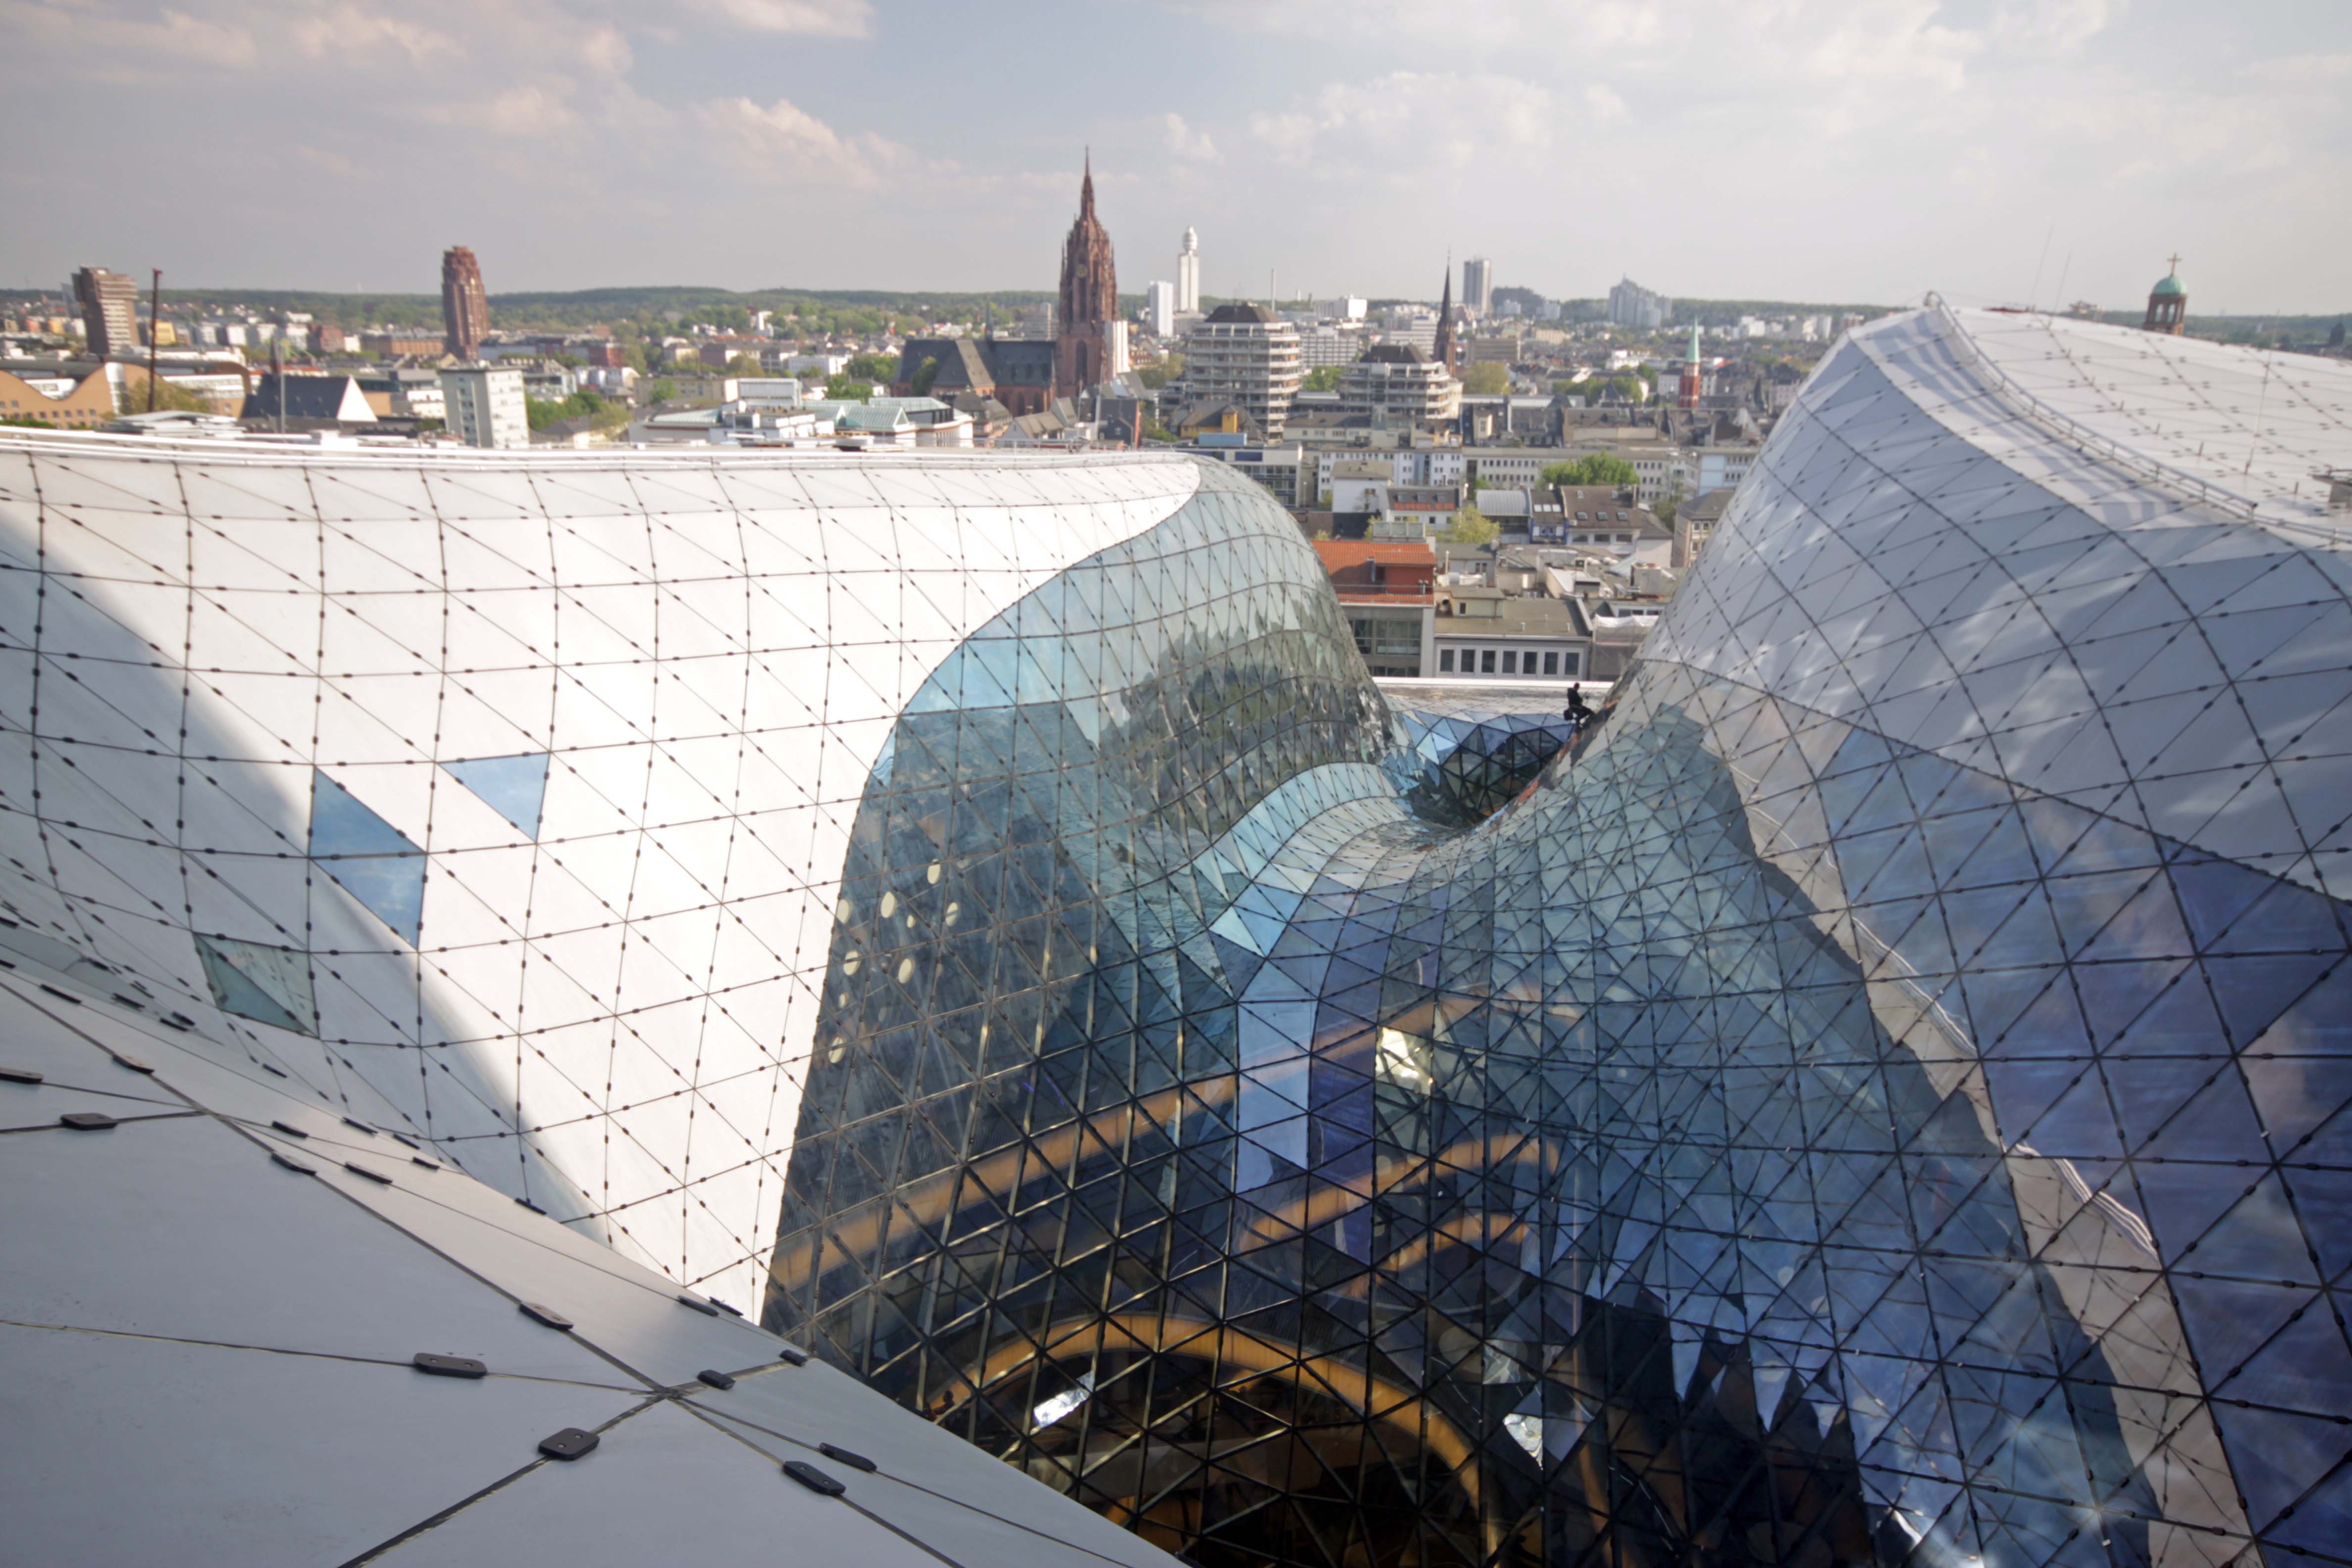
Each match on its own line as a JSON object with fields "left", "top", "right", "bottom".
{"left": 1901, "top": 304, "right": 2352, "bottom": 528}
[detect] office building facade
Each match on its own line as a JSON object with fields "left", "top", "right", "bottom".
{"left": 72, "top": 265, "right": 140, "bottom": 359}
{"left": 439, "top": 364, "right": 529, "bottom": 447}
{"left": 1463, "top": 255, "right": 1494, "bottom": 316}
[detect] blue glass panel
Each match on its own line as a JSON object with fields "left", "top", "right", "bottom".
{"left": 444, "top": 752, "right": 550, "bottom": 839}
{"left": 308, "top": 770, "right": 425, "bottom": 945}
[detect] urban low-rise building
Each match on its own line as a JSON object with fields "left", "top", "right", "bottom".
{"left": 1315, "top": 539, "right": 1435, "bottom": 678}
{"left": 1432, "top": 588, "right": 1592, "bottom": 681}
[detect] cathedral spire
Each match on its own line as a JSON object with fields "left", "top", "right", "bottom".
{"left": 1434, "top": 261, "right": 1457, "bottom": 375}
{"left": 1080, "top": 150, "right": 1094, "bottom": 217}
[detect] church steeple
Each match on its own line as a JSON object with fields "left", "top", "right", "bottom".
{"left": 1057, "top": 153, "right": 1119, "bottom": 393}
{"left": 1433, "top": 262, "right": 1457, "bottom": 375}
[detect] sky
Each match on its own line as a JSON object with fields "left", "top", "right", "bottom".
{"left": 3, "top": 0, "right": 2347, "bottom": 312}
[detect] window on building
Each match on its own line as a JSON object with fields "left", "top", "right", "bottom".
{"left": 1501, "top": 650, "right": 1517, "bottom": 674}
{"left": 1439, "top": 648, "right": 1455, "bottom": 672}
{"left": 1480, "top": 649, "right": 1496, "bottom": 674}
{"left": 1563, "top": 651, "right": 1581, "bottom": 677}
{"left": 1543, "top": 651, "right": 1559, "bottom": 675}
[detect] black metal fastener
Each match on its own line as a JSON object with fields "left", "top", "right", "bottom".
{"left": 160, "top": 1013, "right": 193, "bottom": 1031}
{"left": 781, "top": 1460, "right": 844, "bottom": 1497}
{"left": 697, "top": 1369, "right": 736, "bottom": 1390}
{"left": 539, "top": 1427, "right": 599, "bottom": 1461}
{"left": 0, "top": 1066, "right": 43, "bottom": 1084}
{"left": 272, "top": 1151, "right": 318, "bottom": 1175}
{"left": 676, "top": 1293, "right": 720, "bottom": 1317}
{"left": 774, "top": 1345, "right": 809, "bottom": 1367}
{"left": 110, "top": 1052, "right": 153, "bottom": 1073}
{"left": 818, "top": 1442, "right": 877, "bottom": 1472}
{"left": 343, "top": 1161, "right": 393, "bottom": 1185}
{"left": 413, "top": 1353, "right": 487, "bottom": 1378}
{"left": 518, "top": 1301, "right": 575, "bottom": 1330}
{"left": 39, "top": 984, "right": 81, "bottom": 1005}
{"left": 60, "top": 1111, "right": 116, "bottom": 1130}
{"left": 271, "top": 1120, "right": 309, "bottom": 1138}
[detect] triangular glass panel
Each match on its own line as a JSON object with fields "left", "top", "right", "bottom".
{"left": 308, "top": 769, "right": 426, "bottom": 944}
{"left": 445, "top": 752, "right": 551, "bottom": 839}
{"left": 194, "top": 933, "right": 317, "bottom": 1036}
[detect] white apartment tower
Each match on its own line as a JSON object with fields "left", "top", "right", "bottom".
{"left": 439, "top": 366, "right": 530, "bottom": 449}
{"left": 1145, "top": 280, "right": 1176, "bottom": 338}
{"left": 1463, "top": 257, "right": 1494, "bottom": 317}
{"left": 1177, "top": 304, "right": 1303, "bottom": 437}
{"left": 1176, "top": 228, "right": 1201, "bottom": 313}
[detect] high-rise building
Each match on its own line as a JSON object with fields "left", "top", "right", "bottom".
{"left": 1338, "top": 342, "right": 1461, "bottom": 427}
{"left": 1175, "top": 303, "right": 1304, "bottom": 436}
{"left": 1176, "top": 226, "right": 1201, "bottom": 313}
{"left": 3, "top": 306, "right": 2352, "bottom": 1566}
{"left": 1677, "top": 322, "right": 1704, "bottom": 409}
{"left": 2144, "top": 253, "right": 2188, "bottom": 334}
{"left": 440, "top": 245, "right": 489, "bottom": 361}
{"left": 72, "top": 266, "right": 140, "bottom": 359}
{"left": 439, "top": 365, "right": 528, "bottom": 448}
{"left": 1608, "top": 275, "right": 1671, "bottom": 330}
{"left": 1462, "top": 255, "right": 1493, "bottom": 316}
{"left": 1143, "top": 280, "right": 1176, "bottom": 338}
{"left": 1055, "top": 159, "right": 1119, "bottom": 393}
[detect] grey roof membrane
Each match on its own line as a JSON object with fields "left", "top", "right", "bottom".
{"left": 0, "top": 944, "right": 1180, "bottom": 1567}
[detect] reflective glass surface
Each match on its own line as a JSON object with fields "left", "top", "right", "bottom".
{"left": 771, "top": 312, "right": 2352, "bottom": 1567}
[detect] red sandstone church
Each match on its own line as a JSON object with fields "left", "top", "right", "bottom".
{"left": 891, "top": 162, "right": 1126, "bottom": 415}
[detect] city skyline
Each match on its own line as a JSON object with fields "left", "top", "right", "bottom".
{"left": 3, "top": 0, "right": 2347, "bottom": 313}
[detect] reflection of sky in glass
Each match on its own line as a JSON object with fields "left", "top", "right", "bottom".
{"left": 307, "top": 771, "right": 425, "bottom": 945}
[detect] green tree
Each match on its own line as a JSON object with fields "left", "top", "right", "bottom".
{"left": 1301, "top": 365, "right": 1344, "bottom": 392}
{"left": 824, "top": 374, "right": 875, "bottom": 400}
{"left": 1542, "top": 454, "right": 1639, "bottom": 489}
{"left": 846, "top": 352, "right": 896, "bottom": 383}
{"left": 116, "top": 376, "right": 216, "bottom": 416}
{"left": 725, "top": 353, "right": 763, "bottom": 375}
{"left": 911, "top": 355, "right": 940, "bottom": 395}
{"left": 1460, "top": 362, "right": 1510, "bottom": 396}
{"left": 645, "top": 379, "right": 676, "bottom": 405}
{"left": 1444, "top": 503, "right": 1499, "bottom": 545}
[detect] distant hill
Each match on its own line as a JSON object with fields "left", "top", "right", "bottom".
{"left": 4, "top": 285, "right": 1090, "bottom": 338}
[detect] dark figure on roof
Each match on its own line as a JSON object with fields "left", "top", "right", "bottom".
{"left": 1564, "top": 686, "right": 1594, "bottom": 732}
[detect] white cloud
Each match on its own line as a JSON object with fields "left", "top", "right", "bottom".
{"left": 293, "top": 4, "right": 458, "bottom": 64}
{"left": 702, "top": 0, "right": 871, "bottom": 37}
{"left": 580, "top": 24, "right": 632, "bottom": 74}
{"left": 1249, "top": 72, "right": 1559, "bottom": 172}
{"left": 1583, "top": 83, "right": 1627, "bottom": 123}
{"left": 422, "top": 80, "right": 580, "bottom": 136}
{"left": 1163, "top": 112, "right": 1219, "bottom": 162}
{"left": 1992, "top": 0, "right": 2125, "bottom": 55}
{"left": 695, "top": 95, "right": 906, "bottom": 184}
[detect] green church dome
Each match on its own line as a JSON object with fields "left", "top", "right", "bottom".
{"left": 2152, "top": 274, "right": 2186, "bottom": 297}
